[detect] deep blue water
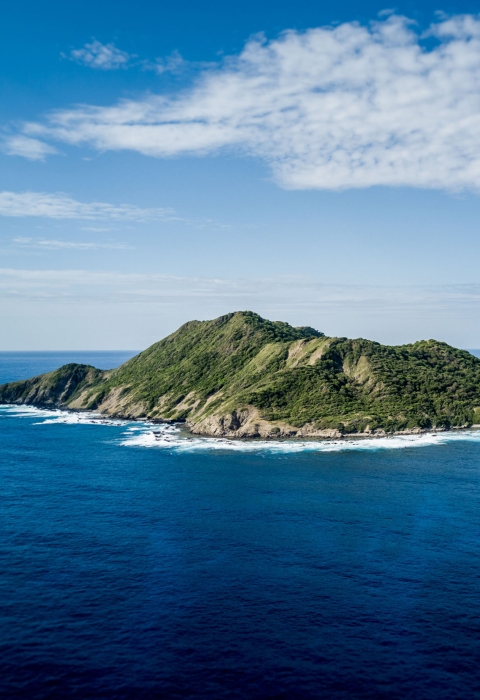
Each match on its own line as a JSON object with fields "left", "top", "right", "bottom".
{"left": 0, "top": 351, "right": 138, "bottom": 385}
{"left": 1, "top": 354, "right": 480, "bottom": 699}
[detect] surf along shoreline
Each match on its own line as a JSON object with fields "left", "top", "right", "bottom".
{"left": 2, "top": 401, "right": 479, "bottom": 443}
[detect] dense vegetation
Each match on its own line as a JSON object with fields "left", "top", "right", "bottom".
{"left": 1, "top": 311, "right": 480, "bottom": 436}
{"left": 243, "top": 338, "right": 480, "bottom": 432}
{"left": 100, "top": 312, "right": 323, "bottom": 414}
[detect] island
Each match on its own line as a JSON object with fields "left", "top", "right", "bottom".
{"left": 1, "top": 311, "right": 480, "bottom": 438}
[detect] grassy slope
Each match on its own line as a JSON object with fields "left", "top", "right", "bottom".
{"left": 87, "top": 312, "right": 324, "bottom": 419}
{"left": 0, "top": 364, "right": 104, "bottom": 407}
{"left": 242, "top": 337, "right": 480, "bottom": 432}
{"left": 1, "top": 311, "right": 480, "bottom": 434}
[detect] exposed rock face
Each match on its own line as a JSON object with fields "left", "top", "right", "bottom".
{"left": 0, "top": 310, "right": 479, "bottom": 438}
{"left": 189, "top": 409, "right": 345, "bottom": 439}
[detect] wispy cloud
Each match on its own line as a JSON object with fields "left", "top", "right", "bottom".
{"left": 1, "top": 269, "right": 480, "bottom": 344}
{"left": 13, "top": 237, "right": 134, "bottom": 250}
{"left": 145, "top": 49, "right": 186, "bottom": 75}
{"left": 18, "top": 13, "right": 480, "bottom": 191}
{"left": 65, "top": 40, "right": 191, "bottom": 75}
{"left": 0, "top": 192, "right": 176, "bottom": 221}
{"left": 2, "top": 135, "right": 58, "bottom": 160}
{"left": 68, "top": 40, "right": 131, "bottom": 70}
{"left": 1, "top": 268, "right": 479, "bottom": 314}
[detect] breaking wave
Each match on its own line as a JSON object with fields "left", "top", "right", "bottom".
{"left": 2, "top": 404, "right": 480, "bottom": 454}
{"left": 120, "top": 425, "right": 480, "bottom": 453}
{"left": 0, "top": 404, "right": 127, "bottom": 426}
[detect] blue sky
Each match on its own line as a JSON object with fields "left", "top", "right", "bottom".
{"left": 2, "top": 0, "right": 480, "bottom": 349}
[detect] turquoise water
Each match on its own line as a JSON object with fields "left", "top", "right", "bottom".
{"left": 1, "top": 353, "right": 480, "bottom": 698}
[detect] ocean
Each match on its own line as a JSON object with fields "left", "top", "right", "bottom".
{"left": 1, "top": 352, "right": 480, "bottom": 699}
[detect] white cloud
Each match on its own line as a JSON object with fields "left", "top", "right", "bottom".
{"left": 68, "top": 41, "right": 190, "bottom": 74}
{"left": 3, "top": 135, "right": 58, "bottom": 160}
{"left": 20, "top": 13, "right": 480, "bottom": 191}
{"left": 0, "top": 191, "right": 176, "bottom": 221}
{"left": 69, "top": 40, "right": 131, "bottom": 70}
{"left": 146, "top": 50, "right": 186, "bottom": 75}
{"left": 13, "top": 237, "right": 133, "bottom": 250}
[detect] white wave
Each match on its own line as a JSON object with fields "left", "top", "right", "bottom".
{"left": 119, "top": 425, "right": 480, "bottom": 454}
{"left": 0, "top": 404, "right": 61, "bottom": 418}
{"left": 3, "top": 403, "right": 480, "bottom": 454}
{"left": 0, "top": 403, "right": 127, "bottom": 426}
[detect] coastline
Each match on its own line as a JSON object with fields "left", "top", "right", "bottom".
{"left": 1, "top": 401, "right": 478, "bottom": 442}
{"left": 1, "top": 315, "right": 479, "bottom": 442}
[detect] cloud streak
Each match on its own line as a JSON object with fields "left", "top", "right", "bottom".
{"left": 1, "top": 267, "right": 479, "bottom": 314}
{"left": 15, "top": 13, "right": 480, "bottom": 191}
{"left": 13, "top": 237, "right": 134, "bottom": 250}
{"left": 0, "top": 192, "right": 176, "bottom": 221}
{"left": 1, "top": 269, "right": 479, "bottom": 345}
{"left": 3, "top": 135, "right": 58, "bottom": 160}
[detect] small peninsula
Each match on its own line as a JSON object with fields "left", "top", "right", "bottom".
{"left": 1, "top": 311, "right": 480, "bottom": 438}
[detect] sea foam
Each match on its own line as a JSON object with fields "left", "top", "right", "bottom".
{"left": 2, "top": 403, "right": 480, "bottom": 454}
{"left": 119, "top": 424, "right": 480, "bottom": 454}
{"left": 0, "top": 404, "right": 127, "bottom": 426}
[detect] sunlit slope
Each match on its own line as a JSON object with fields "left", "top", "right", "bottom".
{"left": 1, "top": 311, "right": 480, "bottom": 437}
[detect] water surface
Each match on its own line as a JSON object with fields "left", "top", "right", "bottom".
{"left": 1, "top": 353, "right": 480, "bottom": 699}
{"left": 0, "top": 351, "right": 137, "bottom": 385}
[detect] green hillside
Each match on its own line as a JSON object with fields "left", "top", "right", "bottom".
{"left": 1, "top": 311, "right": 480, "bottom": 437}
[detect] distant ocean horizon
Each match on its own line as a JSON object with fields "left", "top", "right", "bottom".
{"left": 1, "top": 351, "right": 480, "bottom": 698}
{"left": 0, "top": 351, "right": 138, "bottom": 385}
